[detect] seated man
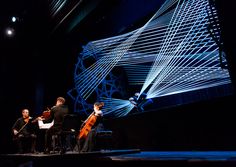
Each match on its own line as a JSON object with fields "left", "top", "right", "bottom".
{"left": 12, "top": 109, "right": 37, "bottom": 153}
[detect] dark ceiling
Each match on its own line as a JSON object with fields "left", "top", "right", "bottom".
{"left": 1, "top": 0, "right": 165, "bottom": 57}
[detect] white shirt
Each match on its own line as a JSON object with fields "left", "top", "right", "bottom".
{"left": 94, "top": 108, "right": 103, "bottom": 117}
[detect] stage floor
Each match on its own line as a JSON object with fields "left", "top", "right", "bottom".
{"left": 1, "top": 150, "right": 236, "bottom": 167}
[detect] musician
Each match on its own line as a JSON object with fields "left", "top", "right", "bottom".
{"left": 12, "top": 108, "right": 37, "bottom": 153}
{"left": 40, "top": 97, "right": 69, "bottom": 154}
{"left": 79, "top": 102, "right": 105, "bottom": 152}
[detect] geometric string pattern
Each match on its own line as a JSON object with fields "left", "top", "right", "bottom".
{"left": 69, "top": 0, "right": 231, "bottom": 117}
{"left": 141, "top": 0, "right": 231, "bottom": 98}
{"left": 68, "top": 53, "right": 127, "bottom": 116}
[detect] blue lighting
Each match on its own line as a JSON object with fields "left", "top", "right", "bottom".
{"left": 69, "top": 0, "right": 231, "bottom": 118}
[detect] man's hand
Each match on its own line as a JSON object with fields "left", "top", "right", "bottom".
{"left": 37, "top": 116, "right": 45, "bottom": 121}
{"left": 13, "top": 129, "right": 18, "bottom": 135}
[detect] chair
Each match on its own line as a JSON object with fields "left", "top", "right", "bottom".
{"left": 52, "top": 114, "right": 81, "bottom": 153}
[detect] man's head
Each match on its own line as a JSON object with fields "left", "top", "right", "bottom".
{"left": 22, "top": 109, "right": 29, "bottom": 118}
{"left": 56, "top": 97, "right": 65, "bottom": 105}
{"left": 94, "top": 102, "right": 104, "bottom": 110}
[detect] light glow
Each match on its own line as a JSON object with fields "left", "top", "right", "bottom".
{"left": 71, "top": 0, "right": 231, "bottom": 117}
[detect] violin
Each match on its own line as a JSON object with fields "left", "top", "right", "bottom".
{"left": 23, "top": 117, "right": 30, "bottom": 123}
{"left": 31, "top": 108, "right": 51, "bottom": 123}
{"left": 42, "top": 110, "right": 51, "bottom": 119}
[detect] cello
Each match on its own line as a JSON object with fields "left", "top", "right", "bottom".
{"left": 77, "top": 111, "right": 97, "bottom": 140}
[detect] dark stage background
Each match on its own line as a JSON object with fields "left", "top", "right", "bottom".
{"left": 1, "top": 0, "right": 236, "bottom": 154}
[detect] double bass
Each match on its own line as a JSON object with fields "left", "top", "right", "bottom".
{"left": 77, "top": 111, "right": 97, "bottom": 140}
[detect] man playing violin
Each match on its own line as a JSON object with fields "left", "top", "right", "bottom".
{"left": 39, "top": 97, "right": 69, "bottom": 154}
{"left": 12, "top": 108, "right": 37, "bottom": 153}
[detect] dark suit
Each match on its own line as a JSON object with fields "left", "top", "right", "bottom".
{"left": 44, "top": 104, "right": 69, "bottom": 152}
{"left": 80, "top": 115, "right": 104, "bottom": 152}
{"left": 12, "top": 117, "right": 37, "bottom": 153}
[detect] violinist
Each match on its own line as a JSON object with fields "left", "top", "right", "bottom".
{"left": 42, "top": 97, "right": 69, "bottom": 154}
{"left": 12, "top": 108, "right": 37, "bottom": 153}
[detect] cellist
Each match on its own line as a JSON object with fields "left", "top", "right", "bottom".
{"left": 79, "top": 102, "right": 105, "bottom": 152}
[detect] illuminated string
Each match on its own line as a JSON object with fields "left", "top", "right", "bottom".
{"left": 50, "top": 0, "right": 67, "bottom": 17}
{"left": 75, "top": 6, "right": 165, "bottom": 100}
{"left": 100, "top": 98, "right": 134, "bottom": 117}
{"left": 144, "top": 0, "right": 230, "bottom": 98}
{"left": 141, "top": 0, "right": 198, "bottom": 94}
{"left": 72, "top": 0, "right": 231, "bottom": 116}
{"left": 76, "top": 29, "right": 145, "bottom": 99}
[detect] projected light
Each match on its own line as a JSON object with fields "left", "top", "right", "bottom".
{"left": 140, "top": 0, "right": 231, "bottom": 99}
{"left": 100, "top": 98, "right": 134, "bottom": 117}
{"left": 49, "top": 0, "right": 67, "bottom": 17}
{"left": 68, "top": 51, "right": 127, "bottom": 116}
{"left": 70, "top": 0, "right": 231, "bottom": 118}
{"left": 74, "top": 25, "right": 147, "bottom": 100}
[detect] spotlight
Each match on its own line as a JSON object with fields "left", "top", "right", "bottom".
{"left": 11, "top": 16, "right": 17, "bottom": 22}
{"left": 5, "top": 27, "right": 15, "bottom": 37}
{"left": 11, "top": 16, "right": 20, "bottom": 23}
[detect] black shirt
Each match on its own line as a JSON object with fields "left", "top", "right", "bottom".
{"left": 45, "top": 104, "right": 69, "bottom": 128}
{"left": 12, "top": 117, "right": 36, "bottom": 136}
